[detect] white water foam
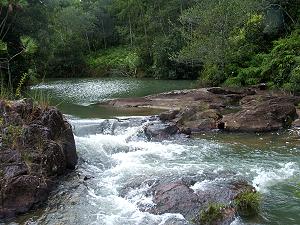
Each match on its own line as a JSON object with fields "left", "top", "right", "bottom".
{"left": 252, "top": 162, "right": 298, "bottom": 193}
{"left": 87, "top": 186, "right": 185, "bottom": 225}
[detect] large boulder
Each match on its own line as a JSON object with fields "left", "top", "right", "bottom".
{"left": 115, "top": 172, "right": 258, "bottom": 225}
{"left": 148, "top": 181, "right": 201, "bottom": 219}
{"left": 147, "top": 179, "right": 255, "bottom": 223}
{"left": 119, "top": 171, "right": 258, "bottom": 225}
{"left": 222, "top": 98, "right": 298, "bottom": 132}
{"left": 0, "top": 99, "right": 77, "bottom": 219}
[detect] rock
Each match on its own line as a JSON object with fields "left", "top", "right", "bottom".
{"left": 159, "top": 110, "right": 180, "bottom": 122}
{"left": 148, "top": 181, "right": 200, "bottom": 219}
{"left": 144, "top": 122, "right": 179, "bottom": 140}
{"left": 174, "top": 108, "right": 223, "bottom": 132}
{"left": 257, "top": 83, "right": 268, "bottom": 90}
{"left": 101, "top": 97, "right": 151, "bottom": 108}
{"left": 163, "top": 217, "right": 189, "bottom": 225}
{"left": 60, "top": 123, "right": 77, "bottom": 169}
{"left": 119, "top": 171, "right": 257, "bottom": 225}
{"left": 0, "top": 175, "right": 50, "bottom": 218}
{"left": 144, "top": 177, "right": 256, "bottom": 224}
{"left": 292, "top": 119, "right": 300, "bottom": 127}
{"left": 207, "top": 87, "right": 256, "bottom": 96}
{"left": 207, "top": 87, "right": 241, "bottom": 95}
{"left": 240, "top": 95, "right": 300, "bottom": 109}
{"left": 83, "top": 175, "right": 94, "bottom": 181}
{"left": 222, "top": 101, "right": 298, "bottom": 132}
{"left": 0, "top": 99, "right": 78, "bottom": 219}
{"left": 101, "top": 87, "right": 300, "bottom": 134}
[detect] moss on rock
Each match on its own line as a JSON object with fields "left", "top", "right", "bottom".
{"left": 234, "top": 190, "right": 261, "bottom": 217}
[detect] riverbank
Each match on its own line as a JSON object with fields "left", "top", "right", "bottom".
{"left": 0, "top": 99, "right": 78, "bottom": 219}
{"left": 100, "top": 86, "right": 300, "bottom": 134}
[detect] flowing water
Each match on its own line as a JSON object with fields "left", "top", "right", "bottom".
{"left": 9, "top": 78, "right": 300, "bottom": 225}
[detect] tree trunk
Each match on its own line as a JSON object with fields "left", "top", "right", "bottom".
{"left": 129, "top": 16, "right": 133, "bottom": 47}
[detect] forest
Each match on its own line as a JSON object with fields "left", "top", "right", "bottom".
{"left": 1, "top": 1, "right": 300, "bottom": 223}
{"left": 0, "top": 0, "right": 299, "bottom": 95}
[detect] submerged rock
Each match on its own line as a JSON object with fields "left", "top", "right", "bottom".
{"left": 0, "top": 99, "right": 78, "bottom": 219}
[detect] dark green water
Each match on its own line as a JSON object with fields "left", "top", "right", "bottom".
{"left": 14, "top": 77, "right": 300, "bottom": 225}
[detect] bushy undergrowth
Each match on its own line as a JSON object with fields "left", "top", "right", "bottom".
{"left": 221, "top": 30, "right": 300, "bottom": 91}
{"left": 86, "top": 47, "right": 140, "bottom": 76}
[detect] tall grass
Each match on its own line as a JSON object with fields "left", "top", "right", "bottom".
{"left": 0, "top": 80, "right": 14, "bottom": 100}
{"left": 28, "top": 88, "right": 51, "bottom": 109}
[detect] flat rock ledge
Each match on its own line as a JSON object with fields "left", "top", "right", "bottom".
{"left": 0, "top": 99, "right": 78, "bottom": 219}
{"left": 101, "top": 87, "right": 300, "bottom": 134}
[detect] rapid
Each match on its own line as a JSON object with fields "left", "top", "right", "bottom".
{"left": 12, "top": 78, "right": 300, "bottom": 225}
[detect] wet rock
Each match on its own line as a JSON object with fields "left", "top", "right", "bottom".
{"left": 144, "top": 122, "right": 179, "bottom": 140}
{"left": 159, "top": 110, "right": 180, "bottom": 122}
{"left": 119, "top": 171, "right": 256, "bottom": 224}
{"left": 0, "top": 175, "right": 50, "bottom": 218}
{"left": 83, "top": 175, "right": 94, "bottom": 181}
{"left": 148, "top": 181, "right": 200, "bottom": 219}
{"left": 292, "top": 119, "right": 300, "bottom": 127}
{"left": 163, "top": 217, "right": 189, "bottom": 225}
{"left": 60, "top": 123, "right": 77, "bottom": 169}
{"left": 0, "top": 99, "right": 78, "bottom": 219}
{"left": 145, "top": 177, "right": 256, "bottom": 224}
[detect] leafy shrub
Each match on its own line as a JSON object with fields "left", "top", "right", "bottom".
{"left": 198, "top": 64, "right": 225, "bottom": 86}
{"left": 229, "top": 29, "right": 300, "bottom": 88}
{"left": 260, "top": 30, "right": 300, "bottom": 87}
{"left": 237, "top": 66, "right": 261, "bottom": 85}
{"left": 87, "top": 47, "right": 140, "bottom": 75}
{"left": 223, "top": 77, "right": 242, "bottom": 87}
{"left": 290, "top": 66, "right": 300, "bottom": 93}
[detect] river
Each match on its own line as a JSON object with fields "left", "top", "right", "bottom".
{"left": 11, "top": 78, "right": 300, "bottom": 225}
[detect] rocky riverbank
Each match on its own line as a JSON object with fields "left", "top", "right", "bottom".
{"left": 0, "top": 99, "right": 78, "bottom": 219}
{"left": 101, "top": 87, "right": 300, "bottom": 134}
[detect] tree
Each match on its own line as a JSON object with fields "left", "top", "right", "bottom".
{"left": 176, "top": 0, "right": 259, "bottom": 85}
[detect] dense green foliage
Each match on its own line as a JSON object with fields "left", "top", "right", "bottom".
{"left": 86, "top": 46, "right": 140, "bottom": 76}
{"left": 0, "top": 0, "right": 299, "bottom": 95}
